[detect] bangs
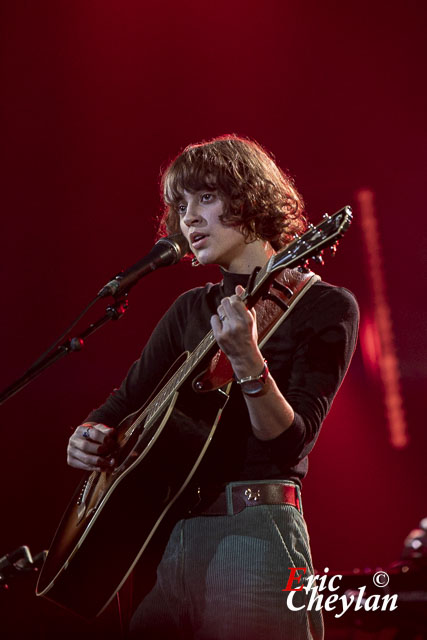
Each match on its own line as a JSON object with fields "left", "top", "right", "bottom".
{"left": 162, "top": 145, "right": 228, "bottom": 206}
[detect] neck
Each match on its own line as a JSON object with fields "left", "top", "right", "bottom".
{"left": 222, "top": 240, "right": 275, "bottom": 274}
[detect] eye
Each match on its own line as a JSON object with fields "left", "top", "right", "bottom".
{"left": 201, "top": 192, "right": 216, "bottom": 202}
{"left": 177, "top": 203, "right": 187, "bottom": 215}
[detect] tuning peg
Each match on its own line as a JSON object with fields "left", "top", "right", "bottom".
{"left": 293, "top": 233, "right": 301, "bottom": 240}
{"left": 307, "top": 223, "right": 315, "bottom": 230}
{"left": 312, "top": 252, "right": 324, "bottom": 266}
{"left": 322, "top": 213, "right": 331, "bottom": 220}
{"left": 329, "top": 243, "right": 337, "bottom": 256}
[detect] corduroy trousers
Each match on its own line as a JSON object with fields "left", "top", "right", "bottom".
{"left": 129, "top": 481, "right": 323, "bottom": 640}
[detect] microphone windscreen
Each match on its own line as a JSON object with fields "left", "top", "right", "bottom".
{"left": 158, "top": 234, "right": 190, "bottom": 261}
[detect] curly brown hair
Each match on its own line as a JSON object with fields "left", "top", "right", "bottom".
{"left": 158, "top": 135, "right": 306, "bottom": 253}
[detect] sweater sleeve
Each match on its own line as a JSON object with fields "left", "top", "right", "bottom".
{"left": 258, "top": 285, "right": 359, "bottom": 464}
{"left": 84, "top": 289, "right": 200, "bottom": 427}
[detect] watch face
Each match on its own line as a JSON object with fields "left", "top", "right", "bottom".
{"left": 241, "top": 380, "right": 265, "bottom": 395}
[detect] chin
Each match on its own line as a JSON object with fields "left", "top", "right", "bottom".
{"left": 195, "top": 251, "right": 215, "bottom": 266}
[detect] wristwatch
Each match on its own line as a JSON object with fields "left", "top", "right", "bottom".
{"left": 234, "top": 360, "right": 269, "bottom": 396}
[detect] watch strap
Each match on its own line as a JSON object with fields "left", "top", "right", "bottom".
{"left": 234, "top": 360, "right": 269, "bottom": 393}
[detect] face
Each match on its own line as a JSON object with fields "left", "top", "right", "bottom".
{"left": 178, "top": 189, "right": 267, "bottom": 273}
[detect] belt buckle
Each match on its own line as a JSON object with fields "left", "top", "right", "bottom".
{"left": 244, "top": 487, "right": 261, "bottom": 502}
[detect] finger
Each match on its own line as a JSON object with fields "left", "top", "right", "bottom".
{"left": 69, "top": 437, "right": 110, "bottom": 457}
{"left": 68, "top": 456, "right": 115, "bottom": 472}
{"left": 67, "top": 447, "right": 116, "bottom": 471}
{"left": 225, "top": 293, "right": 246, "bottom": 308}
{"left": 222, "top": 296, "right": 247, "bottom": 321}
{"left": 70, "top": 431, "right": 116, "bottom": 457}
{"left": 235, "top": 284, "right": 245, "bottom": 297}
{"left": 216, "top": 304, "right": 227, "bottom": 322}
{"left": 78, "top": 423, "right": 115, "bottom": 444}
{"left": 67, "top": 453, "right": 100, "bottom": 471}
{"left": 221, "top": 297, "right": 233, "bottom": 315}
{"left": 210, "top": 314, "right": 223, "bottom": 335}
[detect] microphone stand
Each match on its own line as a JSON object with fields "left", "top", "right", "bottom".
{"left": 0, "top": 296, "right": 128, "bottom": 406}
{"left": 0, "top": 545, "right": 47, "bottom": 590}
{"left": 0, "top": 233, "right": 189, "bottom": 407}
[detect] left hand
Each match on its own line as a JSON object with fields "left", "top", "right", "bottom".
{"left": 210, "top": 285, "right": 264, "bottom": 378}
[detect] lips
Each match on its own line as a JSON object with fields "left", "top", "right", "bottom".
{"left": 190, "top": 232, "right": 208, "bottom": 249}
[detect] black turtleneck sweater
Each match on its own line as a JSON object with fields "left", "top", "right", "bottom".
{"left": 86, "top": 270, "right": 359, "bottom": 486}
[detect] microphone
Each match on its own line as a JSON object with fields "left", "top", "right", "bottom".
{"left": 97, "top": 234, "right": 189, "bottom": 298}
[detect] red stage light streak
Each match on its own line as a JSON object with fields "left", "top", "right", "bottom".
{"left": 357, "top": 188, "right": 408, "bottom": 448}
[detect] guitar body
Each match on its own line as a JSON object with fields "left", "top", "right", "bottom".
{"left": 36, "top": 352, "right": 231, "bottom": 619}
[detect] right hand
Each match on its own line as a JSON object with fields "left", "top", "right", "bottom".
{"left": 67, "top": 422, "right": 117, "bottom": 471}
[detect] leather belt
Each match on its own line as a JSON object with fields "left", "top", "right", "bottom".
{"left": 187, "top": 482, "right": 301, "bottom": 516}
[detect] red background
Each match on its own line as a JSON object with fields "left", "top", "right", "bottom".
{"left": 1, "top": 1, "right": 426, "bottom": 636}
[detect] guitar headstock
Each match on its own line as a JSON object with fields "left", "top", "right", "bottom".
{"left": 267, "top": 206, "right": 353, "bottom": 273}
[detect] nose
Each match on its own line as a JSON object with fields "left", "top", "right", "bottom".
{"left": 182, "top": 200, "right": 202, "bottom": 227}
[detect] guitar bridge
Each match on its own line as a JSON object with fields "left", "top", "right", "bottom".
{"left": 76, "top": 480, "right": 88, "bottom": 506}
{"left": 76, "top": 473, "right": 97, "bottom": 523}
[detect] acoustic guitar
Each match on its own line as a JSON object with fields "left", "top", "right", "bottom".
{"left": 36, "top": 206, "right": 352, "bottom": 618}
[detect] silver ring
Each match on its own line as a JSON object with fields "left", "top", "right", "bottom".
{"left": 82, "top": 426, "right": 92, "bottom": 439}
{"left": 219, "top": 313, "right": 226, "bottom": 322}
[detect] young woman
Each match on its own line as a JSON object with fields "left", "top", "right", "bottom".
{"left": 67, "top": 135, "right": 359, "bottom": 639}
